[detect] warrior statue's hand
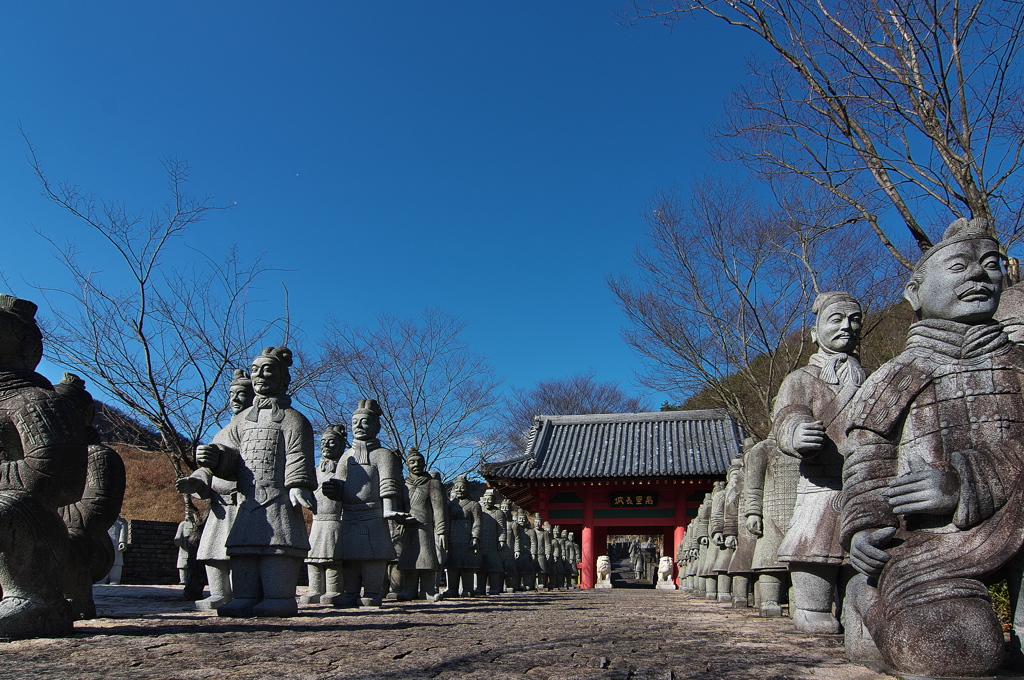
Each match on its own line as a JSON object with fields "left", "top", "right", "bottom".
{"left": 384, "top": 510, "right": 417, "bottom": 526}
{"left": 699, "top": 536, "right": 709, "bottom": 546}
{"left": 849, "top": 526, "right": 897, "bottom": 577}
{"left": 196, "top": 444, "right": 220, "bottom": 468}
{"left": 793, "top": 420, "right": 826, "bottom": 454}
{"left": 498, "top": 540, "right": 506, "bottom": 550}
{"left": 470, "top": 537, "right": 479, "bottom": 551}
{"left": 436, "top": 534, "right": 448, "bottom": 551}
{"left": 321, "top": 479, "right": 342, "bottom": 501}
{"left": 725, "top": 535, "right": 737, "bottom": 549}
{"left": 175, "top": 476, "right": 209, "bottom": 498}
{"left": 712, "top": 532, "right": 725, "bottom": 547}
{"left": 746, "top": 514, "right": 763, "bottom": 536}
{"left": 884, "top": 456, "right": 960, "bottom": 515}
{"left": 514, "top": 550, "right": 520, "bottom": 559}
{"left": 118, "top": 543, "right": 127, "bottom": 552}
{"left": 290, "top": 487, "right": 316, "bottom": 512}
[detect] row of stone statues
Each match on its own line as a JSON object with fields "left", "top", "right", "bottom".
{"left": 0, "top": 295, "right": 126, "bottom": 638}
{"left": 678, "top": 218, "right": 1024, "bottom": 678}
{"left": 175, "top": 359, "right": 581, "bottom": 616}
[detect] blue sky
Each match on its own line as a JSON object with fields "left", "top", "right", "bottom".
{"left": 0, "top": 3, "right": 765, "bottom": 407}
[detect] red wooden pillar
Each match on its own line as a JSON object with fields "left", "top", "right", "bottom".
{"left": 673, "top": 485, "right": 688, "bottom": 585}
{"left": 581, "top": 488, "right": 596, "bottom": 588}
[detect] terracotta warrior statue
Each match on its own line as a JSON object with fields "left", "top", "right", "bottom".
{"left": 322, "top": 399, "right": 410, "bottom": 608}
{"left": 842, "top": 218, "right": 1024, "bottom": 677}
{"left": 689, "top": 493, "right": 712, "bottom": 597}
{"left": 498, "top": 499, "right": 519, "bottom": 592}
{"left": 725, "top": 446, "right": 756, "bottom": 608}
{"left": 102, "top": 516, "right": 128, "bottom": 584}
{"left": 396, "top": 447, "right": 448, "bottom": 601}
{"left": 709, "top": 480, "right": 734, "bottom": 602}
{"left": 513, "top": 510, "right": 534, "bottom": 590}
{"left": 744, "top": 435, "right": 799, "bottom": 617}
{"left": 442, "top": 475, "right": 482, "bottom": 597}
{"left": 0, "top": 294, "right": 88, "bottom": 638}
{"left": 54, "top": 374, "right": 126, "bottom": 620}
{"left": 196, "top": 346, "right": 316, "bottom": 617}
{"left": 774, "top": 291, "right": 865, "bottom": 633}
{"left": 565, "top": 530, "right": 579, "bottom": 587}
{"left": 301, "top": 424, "right": 347, "bottom": 605}
{"left": 528, "top": 515, "right": 550, "bottom": 588}
{"left": 477, "top": 489, "right": 506, "bottom": 595}
{"left": 175, "top": 368, "right": 253, "bottom": 610}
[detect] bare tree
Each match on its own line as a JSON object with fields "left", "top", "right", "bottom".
{"left": 26, "top": 141, "right": 285, "bottom": 490}
{"left": 492, "top": 369, "right": 648, "bottom": 458}
{"left": 609, "top": 177, "right": 899, "bottom": 439}
{"left": 625, "top": 0, "right": 1024, "bottom": 266}
{"left": 298, "top": 309, "right": 503, "bottom": 479}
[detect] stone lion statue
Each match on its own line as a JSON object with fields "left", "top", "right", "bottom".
{"left": 658, "top": 556, "right": 674, "bottom": 583}
{"left": 595, "top": 555, "right": 612, "bottom": 588}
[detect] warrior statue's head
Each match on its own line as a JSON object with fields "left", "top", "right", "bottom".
{"left": 452, "top": 474, "right": 470, "bottom": 500}
{"left": 904, "top": 217, "right": 1003, "bottom": 323}
{"left": 405, "top": 446, "right": 427, "bottom": 476}
{"left": 228, "top": 368, "right": 255, "bottom": 415}
{"left": 0, "top": 294, "right": 43, "bottom": 372}
{"left": 351, "top": 398, "right": 382, "bottom": 441}
{"left": 321, "top": 424, "right": 347, "bottom": 461}
{"left": 250, "top": 346, "right": 293, "bottom": 397}
{"left": 811, "top": 291, "right": 862, "bottom": 355}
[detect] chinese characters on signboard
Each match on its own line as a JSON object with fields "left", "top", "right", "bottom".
{"left": 609, "top": 492, "right": 658, "bottom": 507}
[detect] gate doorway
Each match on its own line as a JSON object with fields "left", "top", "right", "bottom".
{"left": 605, "top": 533, "right": 665, "bottom": 588}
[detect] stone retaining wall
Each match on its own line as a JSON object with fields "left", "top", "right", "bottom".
{"left": 123, "top": 519, "right": 179, "bottom": 585}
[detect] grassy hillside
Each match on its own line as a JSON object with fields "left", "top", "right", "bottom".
{"left": 114, "top": 444, "right": 185, "bottom": 523}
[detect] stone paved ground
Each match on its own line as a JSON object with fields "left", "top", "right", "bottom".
{"left": 0, "top": 584, "right": 908, "bottom": 680}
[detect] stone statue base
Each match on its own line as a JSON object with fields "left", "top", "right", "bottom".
{"left": 655, "top": 582, "right": 677, "bottom": 591}
{"left": 594, "top": 582, "right": 613, "bottom": 589}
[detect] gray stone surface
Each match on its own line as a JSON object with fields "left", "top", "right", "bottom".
{"left": 0, "top": 294, "right": 88, "bottom": 639}
{"left": 0, "top": 584, "right": 904, "bottom": 680}
{"left": 842, "top": 217, "right": 1022, "bottom": 677}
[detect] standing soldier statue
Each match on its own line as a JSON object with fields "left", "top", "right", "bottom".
{"left": 176, "top": 368, "right": 253, "bottom": 610}
{"left": 322, "top": 399, "right": 410, "bottom": 608}
{"left": 396, "top": 447, "right": 448, "bottom": 601}
{"left": 773, "top": 291, "right": 865, "bottom": 633}
{"left": 195, "top": 346, "right": 316, "bottom": 618}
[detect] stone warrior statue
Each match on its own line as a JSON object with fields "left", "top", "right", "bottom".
{"left": 176, "top": 368, "right": 252, "bottom": 610}
{"left": 322, "top": 399, "right": 411, "bottom": 608}
{"left": 102, "top": 516, "right": 128, "bottom": 584}
{"left": 513, "top": 510, "right": 535, "bottom": 590}
{"left": 528, "top": 515, "right": 550, "bottom": 589}
{"left": 0, "top": 294, "right": 88, "bottom": 638}
{"left": 744, "top": 435, "right": 799, "bottom": 617}
{"left": 477, "top": 489, "right": 506, "bottom": 595}
{"left": 725, "top": 446, "right": 756, "bottom": 608}
{"left": 442, "top": 475, "right": 482, "bottom": 598}
{"left": 301, "top": 424, "right": 347, "bottom": 605}
{"left": 176, "top": 368, "right": 254, "bottom": 610}
{"left": 53, "top": 373, "right": 126, "bottom": 620}
{"left": 842, "top": 218, "right": 1024, "bottom": 678}
{"left": 396, "top": 447, "right": 448, "bottom": 601}
{"left": 196, "top": 346, "right": 317, "bottom": 618}
{"left": 498, "top": 499, "right": 519, "bottom": 592}
{"left": 774, "top": 291, "right": 865, "bottom": 634}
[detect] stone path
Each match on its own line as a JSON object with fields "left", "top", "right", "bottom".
{"left": 0, "top": 584, "right": 909, "bottom": 680}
